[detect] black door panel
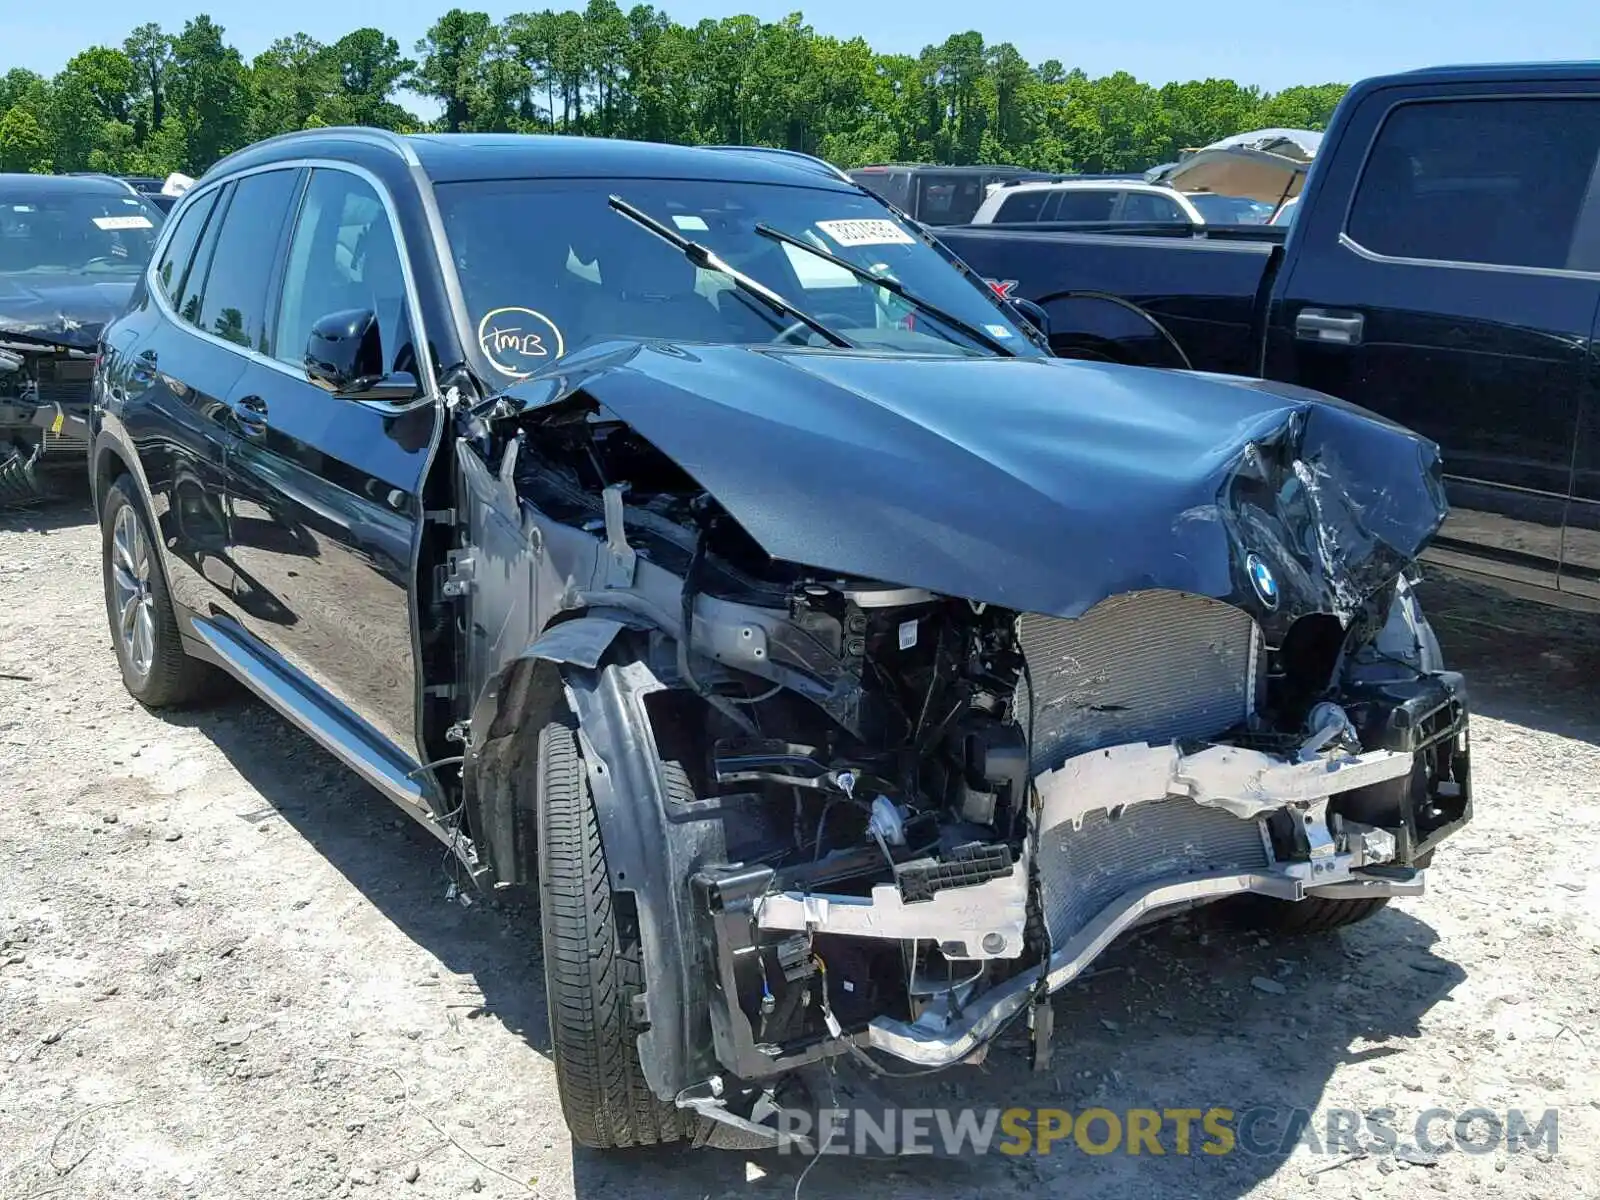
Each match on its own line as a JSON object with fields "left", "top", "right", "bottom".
{"left": 220, "top": 167, "right": 437, "bottom": 758}
{"left": 1267, "top": 88, "right": 1600, "bottom": 591}
{"left": 223, "top": 362, "right": 435, "bottom": 753}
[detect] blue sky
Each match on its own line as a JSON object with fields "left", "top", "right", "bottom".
{"left": 5, "top": 0, "right": 1598, "bottom": 93}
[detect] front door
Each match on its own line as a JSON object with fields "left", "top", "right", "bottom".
{"left": 222, "top": 166, "right": 439, "bottom": 756}
{"left": 1266, "top": 86, "right": 1600, "bottom": 592}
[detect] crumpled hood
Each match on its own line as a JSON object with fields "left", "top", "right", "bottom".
{"left": 503, "top": 344, "right": 1447, "bottom": 633}
{"left": 0, "top": 274, "right": 135, "bottom": 351}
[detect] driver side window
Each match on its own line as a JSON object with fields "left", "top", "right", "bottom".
{"left": 274, "top": 169, "right": 413, "bottom": 376}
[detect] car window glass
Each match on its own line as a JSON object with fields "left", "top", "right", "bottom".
{"left": 1348, "top": 98, "right": 1600, "bottom": 271}
{"left": 437, "top": 177, "right": 1041, "bottom": 372}
{"left": 1120, "top": 192, "right": 1185, "bottom": 223}
{"left": 275, "top": 169, "right": 413, "bottom": 376}
{"left": 917, "top": 174, "right": 987, "bottom": 225}
{"left": 0, "top": 189, "right": 163, "bottom": 275}
{"left": 995, "top": 191, "right": 1048, "bottom": 222}
{"left": 195, "top": 169, "right": 299, "bottom": 351}
{"left": 849, "top": 170, "right": 911, "bottom": 211}
{"left": 1053, "top": 191, "right": 1118, "bottom": 221}
{"left": 177, "top": 183, "right": 230, "bottom": 326}
{"left": 153, "top": 189, "right": 217, "bottom": 304}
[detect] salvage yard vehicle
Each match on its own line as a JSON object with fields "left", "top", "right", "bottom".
{"left": 937, "top": 62, "right": 1600, "bottom": 607}
{"left": 90, "top": 128, "right": 1472, "bottom": 1151}
{"left": 1, "top": 173, "right": 163, "bottom": 504}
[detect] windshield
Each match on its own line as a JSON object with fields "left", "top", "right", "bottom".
{"left": 436, "top": 177, "right": 1042, "bottom": 379}
{"left": 0, "top": 189, "right": 163, "bottom": 276}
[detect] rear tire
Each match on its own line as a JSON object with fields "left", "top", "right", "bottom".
{"left": 100, "top": 476, "right": 220, "bottom": 708}
{"left": 1223, "top": 851, "right": 1433, "bottom": 935}
{"left": 535, "top": 711, "right": 691, "bottom": 1150}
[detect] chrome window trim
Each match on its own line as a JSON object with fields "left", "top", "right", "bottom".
{"left": 1339, "top": 231, "right": 1600, "bottom": 282}
{"left": 144, "top": 157, "right": 440, "bottom": 409}
{"left": 1338, "top": 90, "right": 1600, "bottom": 281}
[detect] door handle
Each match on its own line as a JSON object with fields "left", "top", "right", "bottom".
{"left": 233, "top": 393, "right": 268, "bottom": 437}
{"left": 1295, "top": 309, "right": 1364, "bottom": 346}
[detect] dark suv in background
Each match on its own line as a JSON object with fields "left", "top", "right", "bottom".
{"left": 89, "top": 127, "right": 1470, "bottom": 1152}
{"left": 1, "top": 172, "right": 164, "bottom": 502}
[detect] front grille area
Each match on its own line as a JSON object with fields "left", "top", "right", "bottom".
{"left": 1040, "top": 797, "right": 1270, "bottom": 942}
{"left": 1014, "top": 591, "right": 1259, "bottom": 774}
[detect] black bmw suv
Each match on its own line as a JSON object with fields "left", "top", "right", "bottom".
{"left": 91, "top": 128, "right": 1470, "bottom": 1152}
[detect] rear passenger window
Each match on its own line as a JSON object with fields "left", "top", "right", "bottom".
{"left": 1053, "top": 192, "right": 1118, "bottom": 222}
{"left": 194, "top": 169, "right": 299, "bottom": 350}
{"left": 1347, "top": 98, "right": 1600, "bottom": 271}
{"left": 995, "top": 191, "right": 1049, "bottom": 222}
{"left": 273, "top": 169, "right": 413, "bottom": 376}
{"left": 152, "top": 190, "right": 217, "bottom": 304}
{"left": 1120, "top": 192, "right": 1185, "bottom": 223}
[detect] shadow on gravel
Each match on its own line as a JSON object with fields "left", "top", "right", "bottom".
{"left": 163, "top": 694, "right": 555, "bottom": 1057}
{"left": 1419, "top": 572, "right": 1600, "bottom": 745}
{"left": 0, "top": 491, "right": 95, "bottom": 535}
{"left": 568, "top": 905, "right": 1463, "bottom": 1200}
{"left": 156, "top": 678, "right": 1468, "bottom": 1200}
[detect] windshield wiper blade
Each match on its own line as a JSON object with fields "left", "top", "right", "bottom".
{"left": 754, "top": 222, "right": 1017, "bottom": 358}
{"left": 606, "top": 195, "right": 855, "bottom": 350}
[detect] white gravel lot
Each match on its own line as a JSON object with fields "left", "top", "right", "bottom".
{"left": 1, "top": 496, "right": 1597, "bottom": 1200}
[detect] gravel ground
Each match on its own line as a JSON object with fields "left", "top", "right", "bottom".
{"left": 1, "top": 497, "right": 1597, "bottom": 1200}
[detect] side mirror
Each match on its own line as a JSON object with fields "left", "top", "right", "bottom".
{"left": 1011, "top": 297, "right": 1050, "bottom": 337}
{"left": 305, "top": 309, "right": 417, "bottom": 401}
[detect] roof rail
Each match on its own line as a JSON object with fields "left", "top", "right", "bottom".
{"left": 205, "top": 125, "right": 420, "bottom": 178}
{"left": 701, "top": 144, "right": 854, "bottom": 183}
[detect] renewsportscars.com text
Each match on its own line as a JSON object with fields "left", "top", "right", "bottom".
{"left": 774, "top": 1106, "right": 1560, "bottom": 1158}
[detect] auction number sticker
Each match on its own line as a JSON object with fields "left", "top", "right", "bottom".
{"left": 92, "top": 214, "right": 153, "bottom": 231}
{"left": 816, "top": 219, "right": 915, "bottom": 248}
{"left": 477, "top": 307, "right": 566, "bottom": 378}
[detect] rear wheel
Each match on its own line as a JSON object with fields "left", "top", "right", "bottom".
{"left": 100, "top": 476, "right": 220, "bottom": 708}
{"left": 535, "top": 711, "right": 692, "bottom": 1150}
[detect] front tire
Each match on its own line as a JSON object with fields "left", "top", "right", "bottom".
{"left": 535, "top": 712, "right": 691, "bottom": 1150}
{"left": 100, "top": 476, "right": 219, "bottom": 708}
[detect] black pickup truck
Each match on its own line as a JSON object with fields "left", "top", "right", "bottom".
{"left": 938, "top": 62, "right": 1600, "bottom": 605}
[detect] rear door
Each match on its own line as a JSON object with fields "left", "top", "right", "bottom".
{"left": 222, "top": 165, "right": 439, "bottom": 757}
{"left": 1266, "top": 86, "right": 1600, "bottom": 591}
{"left": 107, "top": 182, "right": 242, "bottom": 621}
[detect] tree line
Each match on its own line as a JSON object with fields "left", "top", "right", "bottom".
{"left": 0, "top": 7, "right": 1350, "bottom": 179}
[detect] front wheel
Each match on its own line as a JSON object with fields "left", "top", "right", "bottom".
{"left": 535, "top": 711, "right": 693, "bottom": 1149}
{"left": 100, "top": 476, "right": 219, "bottom": 708}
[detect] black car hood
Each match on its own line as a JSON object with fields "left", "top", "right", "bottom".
{"left": 0, "top": 274, "right": 136, "bottom": 351}
{"left": 502, "top": 344, "right": 1447, "bottom": 633}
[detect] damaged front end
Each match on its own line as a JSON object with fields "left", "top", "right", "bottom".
{"left": 0, "top": 331, "right": 96, "bottom": 508}
{"left": 451, "top": 345, "right": 1470, "bottom": 1146}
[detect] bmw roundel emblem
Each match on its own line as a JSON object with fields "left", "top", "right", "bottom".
{"left": 1247, "top": 553, "right": 1279, "bottom": 609}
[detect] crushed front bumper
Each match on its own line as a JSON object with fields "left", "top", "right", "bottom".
{"left": 694, "top": 672, "right": 1470, "bottom": 1075}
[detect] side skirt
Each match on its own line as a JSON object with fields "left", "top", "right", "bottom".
{"left": 184, "top": 613, "right": 480, "bottom": 871}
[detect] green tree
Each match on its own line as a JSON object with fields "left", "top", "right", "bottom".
{"left": 123, "top": 23, "right": 174, "bottom": 138}
{"left": 167, "top": 16, "right": 252, "bottom": 169}
{"left": 4, "top": 9, "right": 1351, "bottom": 183}
{"left": 413, "top": 9, "right": 499, "bottom": 132}
{"left": 0, "top": 105, "right": 52, "bottom": 172}
{"left": 331, "top": 29, "right": 417, "bottom": 130}
{"left": 250, "top": 34, "right": 344, "bottom": 138}
{"left": 64, "top": 47, "right": 137, "bottom": 126}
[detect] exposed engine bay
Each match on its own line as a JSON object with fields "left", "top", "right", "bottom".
{"left": 448, "top": 345, "right": 1473, "bottom": 1146}
{"left": 0, "top": 336, "right": 95, "bottom": 507}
